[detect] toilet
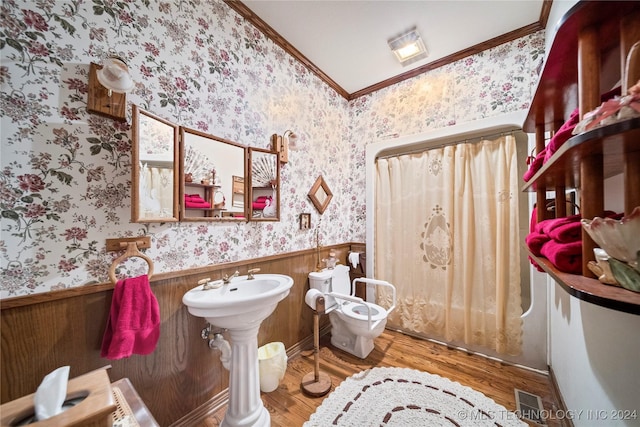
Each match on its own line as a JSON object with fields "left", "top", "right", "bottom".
{"left": 308, "top": 264, "right": 396, "bottom": 359}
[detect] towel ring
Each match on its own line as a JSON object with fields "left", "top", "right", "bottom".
{"left": 108, "top": 241, "right": 154, "bottom": 284}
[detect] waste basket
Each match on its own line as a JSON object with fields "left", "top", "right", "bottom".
{"left": 258, "top": 342, "right": 287, "bottom": 392}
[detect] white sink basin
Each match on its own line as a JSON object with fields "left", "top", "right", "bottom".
{"left": 183, "top": 273, "right": 294, "bottom": 427}
{"left": 182, "top": 273, "right": 293, "bottom": 329}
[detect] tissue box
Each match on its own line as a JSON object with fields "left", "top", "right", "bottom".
{"left": 0, "top": 368, "right": 116, "bottom": 427}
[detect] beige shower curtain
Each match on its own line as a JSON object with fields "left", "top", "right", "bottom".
{"left": 375, "top": 135, "right": 522, "bottom": 355}
{"left": 140, "top": 165, "right": 174, "bottom": 218}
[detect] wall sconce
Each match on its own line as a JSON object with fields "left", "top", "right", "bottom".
{"left": 270, "top": 130, "right": 297, "bottom": 163}
{"left": 87, "top": 53, "right": 134, "bottom": 122}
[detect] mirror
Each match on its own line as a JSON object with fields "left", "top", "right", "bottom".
{"left": 131, "top": 105, "right": 180, "bottom": 222}
{"left": 249, "top": 148, "right": 280, "bottom": 221}
{"left": 308, "top": 175, "right": 333, "bottom": 214}
{"left": 180, "top": 127, "right": 247, "bottom": 221}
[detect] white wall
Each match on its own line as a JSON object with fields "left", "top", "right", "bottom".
{"left": 549, "top": 277, "right": 640, "bottom": 426}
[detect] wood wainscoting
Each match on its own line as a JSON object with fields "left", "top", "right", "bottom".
{"left": 0, "top": 243, "right": 355, "bottom": 426}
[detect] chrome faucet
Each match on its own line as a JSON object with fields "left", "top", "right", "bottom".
{"left": 223, "top": 270, "right": 240, "bottom": 284}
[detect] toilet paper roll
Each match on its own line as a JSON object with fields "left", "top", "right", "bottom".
{"left": 305, "top": 289, "right": 323, "bottom": 310}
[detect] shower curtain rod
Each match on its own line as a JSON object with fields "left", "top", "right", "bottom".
{"left": 376, "top": 128, "right": 518, "bottom": 160}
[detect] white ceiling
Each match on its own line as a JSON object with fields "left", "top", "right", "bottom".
{"left": 242, "top": 0, "right": 545, "bottom": 94}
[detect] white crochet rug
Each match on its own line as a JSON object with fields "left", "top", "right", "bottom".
{"left": 304, "top": 367, "right": 526, "bottom": 427}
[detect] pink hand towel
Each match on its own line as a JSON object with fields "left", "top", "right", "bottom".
{"left": 101, "top": 274, "right": 160, "bottom": 360}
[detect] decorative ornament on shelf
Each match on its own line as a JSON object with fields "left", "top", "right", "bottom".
{"left": 587, "top": 248, "right": 619, "bottom": 286}
{"left": 262, "top": 197, "right": 276, "bottom": 218}
{"left": 581, "top": 206, "right": 640, "bottom": 292}
{"left": 572, "top": 79, "right": 640, "bottom": 135}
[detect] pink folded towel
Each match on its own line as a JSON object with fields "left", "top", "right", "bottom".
{"left": 526, "top": 232, "right": 549, "bottom": 257}
{"left": 548, "top": 221, "right": 582, "bottom": 243}
{"left": 543, "top": 108, "right": 580, "bottom": 163}
{"left": 544, "top": 87, "right": 620, "bottom": 161}
{"left": 252, "top": 202, "right": 267, "bottom": 210}
{"left": 185, "top": 195, "right": 207, "bottom": 202}
{"left": 101, "top": 274, "right": 160, "bottom": 360}
{"left": 535, "top": 214, "right": 581, "bottom": 236}
{"left": 185, "top": 200, "right": 211, "bottom": 208}
{"left": 540, "top": 240, "right": 582, "bottom": 274}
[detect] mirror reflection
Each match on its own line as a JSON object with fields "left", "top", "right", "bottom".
{"left": 249, "top": 148, "right": 279, "bottom": 221}
{"left": 181, "top": 128, "right": 247, "bottom": 221}
{"left": 131, "top": 106, "right": 180, "bottom": 222}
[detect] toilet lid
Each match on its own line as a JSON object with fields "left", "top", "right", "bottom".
{"left": 331, "top": 264, "right": 351, "bottom": 294}
{"left": 342, "top": 301, "right": 386, "bottom": 321}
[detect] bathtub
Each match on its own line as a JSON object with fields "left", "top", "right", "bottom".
{"left": 365, "top": 111, "right": 548, "bottom": 372}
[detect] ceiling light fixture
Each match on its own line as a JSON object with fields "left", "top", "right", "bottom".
{"left": 388, "top": 27, "right": 428, "bottom": 66}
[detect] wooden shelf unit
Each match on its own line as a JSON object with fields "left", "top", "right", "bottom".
{"left": 184, "top": 182, "right": 220, "bottom": 217}
{"left": 524, "top": 1, "right": 640, "bottom": 314}
{"left": 529, "top": 253, "right": 640, "bottom": 315}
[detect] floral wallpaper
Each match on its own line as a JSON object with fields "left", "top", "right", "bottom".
{"left": 0, "top": 0, "right": 544, "bottom": 298}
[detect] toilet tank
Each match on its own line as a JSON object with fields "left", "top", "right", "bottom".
{"left": 309, "top": 269, "right": 333, "bottom": 292}
{"left": 308, "top": 265, "right": 352, "bottom": 295}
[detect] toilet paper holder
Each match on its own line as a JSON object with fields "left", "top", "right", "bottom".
{"left": 301, "top": 293, "right": 331, "bottom": 397}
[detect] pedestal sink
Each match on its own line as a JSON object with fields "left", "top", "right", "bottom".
{"left": 182, "top": 274, "right": 294, "bottom": 427}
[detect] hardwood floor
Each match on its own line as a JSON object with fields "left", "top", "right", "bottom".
{"left": 200, "top": 329, "right": 565, "bottom": 427}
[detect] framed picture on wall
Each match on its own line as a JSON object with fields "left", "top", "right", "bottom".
{"left": 300, "top": 213, "right": 311, "bottom": 230}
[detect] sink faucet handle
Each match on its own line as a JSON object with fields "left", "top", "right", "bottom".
{"left": 223, "top": 270, "right": 240, "bottom": 284}
{"left": 247, "top": 268, "right": 260, "bottom": 279}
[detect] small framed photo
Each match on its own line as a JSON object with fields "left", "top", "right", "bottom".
{"left": 299, "top": 213, "right": 311, "bottom": 230}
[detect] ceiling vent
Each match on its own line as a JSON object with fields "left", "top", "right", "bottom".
{"left": 388, "top": 27, "right": 428, "bottom": 66}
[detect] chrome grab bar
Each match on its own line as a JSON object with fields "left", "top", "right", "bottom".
{"left": 352, "top": 278, "right": 397, "bottom": 316}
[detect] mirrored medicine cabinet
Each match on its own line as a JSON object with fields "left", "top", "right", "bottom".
{"left": 131, "top": 105, "right": 280, "bottom": 223}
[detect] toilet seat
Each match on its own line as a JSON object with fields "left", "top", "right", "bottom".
{"left": 341, "top": 301, "right": 386, "bottom": 322}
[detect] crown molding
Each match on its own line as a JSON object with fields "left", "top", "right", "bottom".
{"left": 224, "top": 0, "right": 552, "bottom": 101}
